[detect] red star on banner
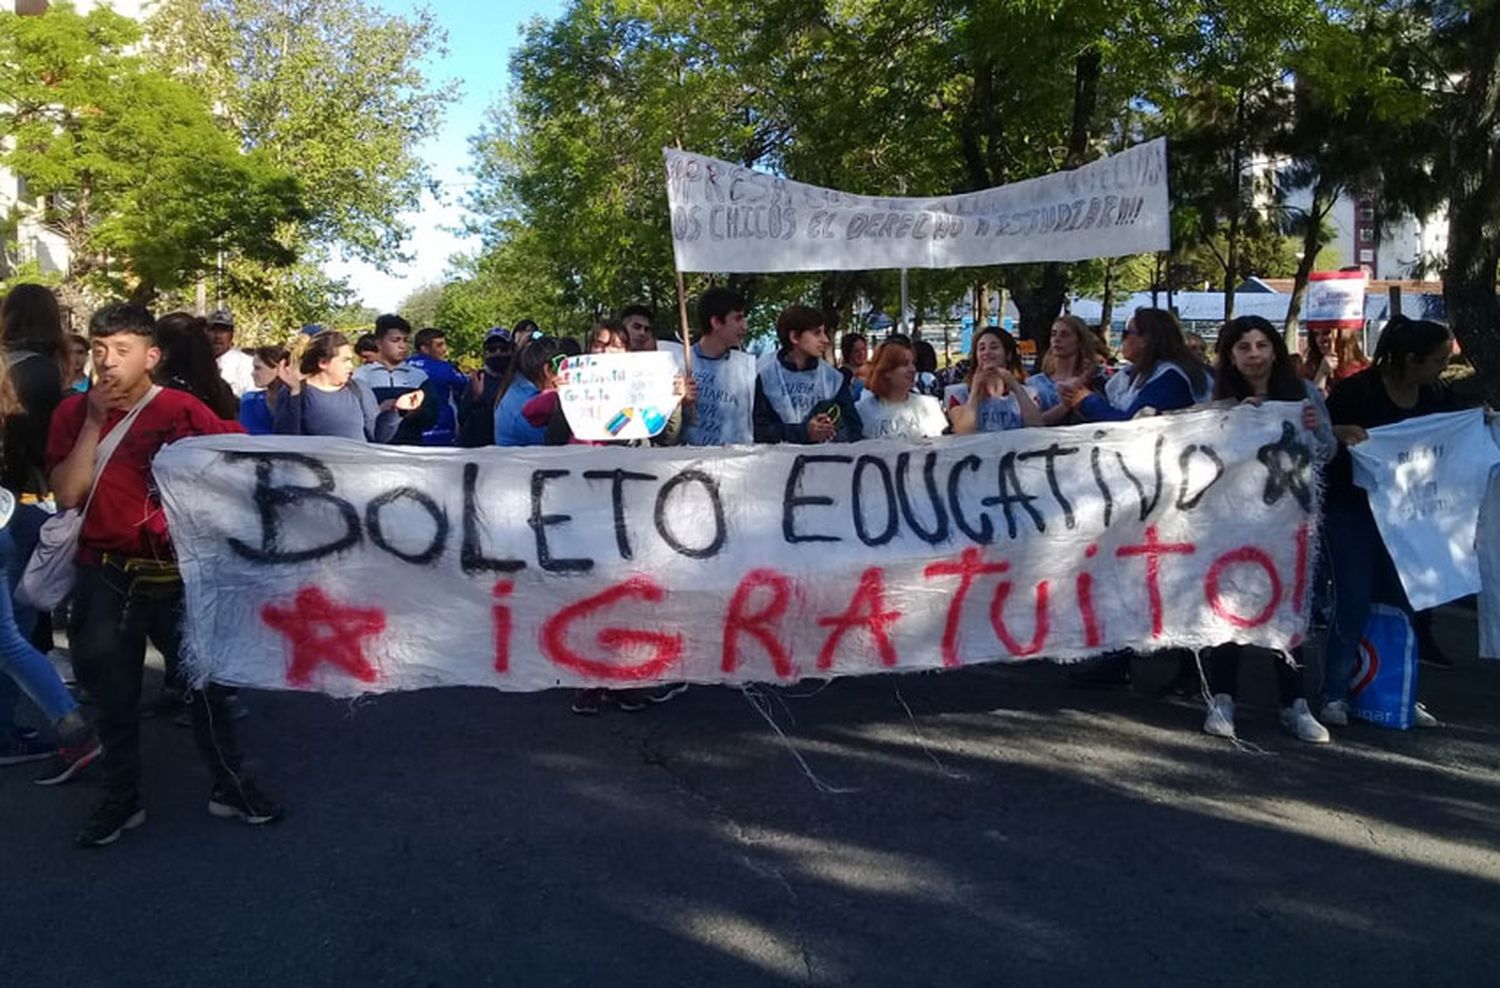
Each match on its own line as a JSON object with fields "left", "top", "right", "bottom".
{"left": 262, "top": 587, "right": 387, "bottom": 688}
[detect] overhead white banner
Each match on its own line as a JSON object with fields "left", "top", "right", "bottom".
{"left": 664, "top": 139, "right": 1170, "bottom": 273}
{"left": 155, "top": 405, "right": 1316, "bottom": 697}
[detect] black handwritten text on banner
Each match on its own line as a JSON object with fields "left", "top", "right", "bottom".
{"left": 155, "top": 406, "right": 1316, "bottom": 696}
{"left": 664, "top": 139, "right": 1170, "bottom": 273}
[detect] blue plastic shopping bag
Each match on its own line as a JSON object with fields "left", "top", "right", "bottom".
{"left": 1349, "top": 604, "right": 1419, "bottom": 730}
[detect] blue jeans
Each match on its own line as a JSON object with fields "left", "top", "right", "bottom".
{"left": 1320, "top": 500, "right": 1411, "bottom": 706}
{"left": 0, "top": 506, "right": 77, "bottom": 731}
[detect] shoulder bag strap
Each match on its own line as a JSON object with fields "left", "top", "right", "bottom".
{"left": 79, "top": 385, "right": 162, "bottom": 518}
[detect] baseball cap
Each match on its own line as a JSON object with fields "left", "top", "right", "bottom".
{"left": 484, "top": 326, "right": 513, "bottom": 347}
{"left": 207, "top": 309, "right": 234, "bottom": 328}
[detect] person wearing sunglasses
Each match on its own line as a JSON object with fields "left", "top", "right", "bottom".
{"left": 1060, "top": 308, "right": 1210, "bottom": 421}
{"left": 752, "top": 305, "right": 861, "bottom": 444}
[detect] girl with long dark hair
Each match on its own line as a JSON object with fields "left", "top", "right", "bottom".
{"left": 1199, "top": 316, "right": 1335, "bottom": 743}
{"left": 1317, "top": 316, "right": 1462, "bottom": 730}
{"left": 153, "top": 313, "right": 238, "bottom": 420}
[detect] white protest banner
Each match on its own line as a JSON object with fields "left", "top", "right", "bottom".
{"left": 664, "top": 139, "right": 1170, "bottom": 273}
{"left": 154, "top": 405, "right": 1318, "bottom": 697}
{"left": 1351, "top": 409, "right": 1500, "bottom": 612}
{"left": 558, "top": 352, "right": 682, "bottom": 441}
{"left": 1474, "top": 416, "right": 1500, "bottom": 660}
{"left": 1305, "top": 270, "right": 1367, "bottom": 331}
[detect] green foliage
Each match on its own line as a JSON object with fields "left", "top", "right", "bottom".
{"left": 397, "top": 282, "right": 446, "bottom": 330}
{"left": 0, "top": 3, "right": 306, "bottom": 303}
{"left": 146, "top": 0, "right": 456, "bottom": 322}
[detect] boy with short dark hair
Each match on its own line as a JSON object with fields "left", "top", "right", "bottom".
{"left": 48, "top": 302, "right": 281, "bottom": 847}
{"left": 620, "top": 304, "right": 657, "bottom": 351}
{"left": 406, "top": 327, "right": 467, "bottom": 446}
{"left": 674, "top": 287, "right": 755, "bottom": 446}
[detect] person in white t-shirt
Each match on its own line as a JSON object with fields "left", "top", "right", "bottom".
{"left": 206, "top": 309, "right": 255, "bottom": 397}
{"left": 854, "top": 336, "right": 948, "bottom": 441}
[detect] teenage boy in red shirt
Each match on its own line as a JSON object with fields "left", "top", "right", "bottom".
{"left": 48, "top": 303, "right": 282, "bottom": 847}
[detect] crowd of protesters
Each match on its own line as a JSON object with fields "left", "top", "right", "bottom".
{"left": 0, "top": 279, "right": 1475, "bottom": 848}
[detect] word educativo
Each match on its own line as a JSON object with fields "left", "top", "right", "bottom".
{"left": 154, "top": 406, "right": 1317, "bottom": 696}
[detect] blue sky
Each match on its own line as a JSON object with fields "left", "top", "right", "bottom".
{"left": 323, "top": 0, "right": 566, "bottom": 312}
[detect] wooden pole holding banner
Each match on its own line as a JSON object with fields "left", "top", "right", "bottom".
{"left": 671, "top": 133, "right": 694, "bottom": 375}
{"left": 675, "top": 267, "right": 694, "bottom": 374}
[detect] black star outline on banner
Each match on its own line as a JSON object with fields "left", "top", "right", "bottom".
{"left": 1257, "top": 421, "right": 1314, "bottom": 511}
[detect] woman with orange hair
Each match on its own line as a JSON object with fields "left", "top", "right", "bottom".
{"left": 854, "top": 336, "right": 948, "bottom": 441}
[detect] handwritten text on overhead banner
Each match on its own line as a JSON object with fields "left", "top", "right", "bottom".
{"left": 664, "top": 139, "right": 1170, "bottom": 272}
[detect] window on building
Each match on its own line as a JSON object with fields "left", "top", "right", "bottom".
{"left": 1359, "top": 248, "right": 1375, "bottom": 264}
{"left": 1359, "top": 226, "right": 1375, "bottom": 243}
{"left": 1359, "top": 206, "right": 1376, "bottom": 222}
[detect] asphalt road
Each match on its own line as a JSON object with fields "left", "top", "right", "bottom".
{"left": 3, "top": 606, "right": 1498, "bottom": 987}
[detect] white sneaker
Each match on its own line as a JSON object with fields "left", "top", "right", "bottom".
{"left": 1320, "top": 699, "right": 1350, "bottom": 727}
{"left": 1413, "top": 703, "right": 1438, "bottom": 728}
{"left": 1203, "top": 694, "right": 1236, "bottom": 739}
{"left": 1280, "top": 699, "right": 1331, "bottom": 744}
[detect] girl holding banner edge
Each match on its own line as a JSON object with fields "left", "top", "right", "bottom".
{"left": 1200, "top": 315, "right": 1334, "bottom": 744}
{"left": 752, "top": 305, "right": 861, "bottom": 445}
{"left": 1318, "top": 316, "right": 1463, "bottom": 731}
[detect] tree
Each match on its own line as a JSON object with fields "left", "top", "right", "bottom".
{"left": 397, "top": 282, "right": 445, "bottom": 329}
{"left": 1267, "top": 8, "right": 1427, "bottom": 344}
{"left": 0, "top": 3, "right": 305, "bottom": 305}
{"left": 1164, "top": 0, "right": 1328, "bottom": 323}
{"left": 1429, "top": 2, "right": 1500, "bottom": 404}
{"left": 147, "top": 0, "right": 456, "bottom": 327}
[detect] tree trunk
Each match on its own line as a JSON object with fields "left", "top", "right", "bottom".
{"left": 1283, "top": 179, "right": 1335, "bottom": 349}
{"left": 1013, "top": 46, "right": 1102, "bottom": 346}
{"left": 1223, "top": 86, "right": 1249, "bottom": 324}
{"left": 1441, "top": 5, "right": 1500, "bottom": 407}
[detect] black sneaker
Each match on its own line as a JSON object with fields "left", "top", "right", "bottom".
{"left": 571, "top": 688, "right": 604, "bottom": 715}
{"left": 140, "top": 689, "right": 186, "bottom": 719}
{"left": 1066, "top": 655, "right": 1132, "bottom": 689}
{"left": 75, "top": 794, "right": 145, "bottom": 848}
{"left": 208, "top": 779, "right": 283, "bottom": 826}
{"left": 648, "top": 683, "right": 689, "bottom": 705}
{"left": 614, "top": 689, "right": 649, "bottom": 712}
{"left": 173, "top": 694, "right": 251, "bottom": 728}
{"left": 34, "top": 732, "right": 103, "bottom": 786}
{"left": 0, "top": 729, "right": 55, "bottom": 766}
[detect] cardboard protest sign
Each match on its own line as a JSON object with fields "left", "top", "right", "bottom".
{"left": 558, "top": 352, "right": 682, "bottom": 441}
{"left": 1305, "top": 270, "right": 1367, "bottom": 331}
{"left": 155, "top": 405, "right": 1318, "bottom": 697}
{"left": 664, "top": 139, "right": 1170, "bottom": 272}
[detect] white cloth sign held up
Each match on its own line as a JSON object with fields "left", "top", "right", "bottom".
{"left": 1351, "top": 409, "right": 1500, "bottom": 612}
